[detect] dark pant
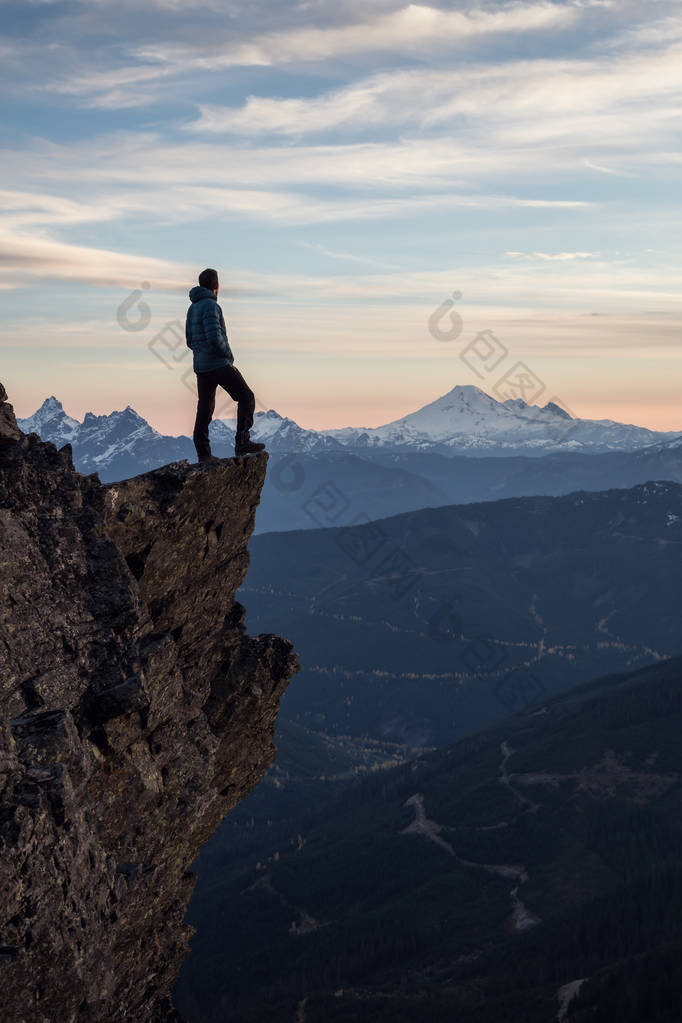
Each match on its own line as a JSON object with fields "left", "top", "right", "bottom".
{"left": 193, "top": 364, "right": 255, "bottom": 458}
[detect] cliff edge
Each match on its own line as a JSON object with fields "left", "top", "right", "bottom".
{"left": 0, "top": 385, "right": 298, "bottom": 1022}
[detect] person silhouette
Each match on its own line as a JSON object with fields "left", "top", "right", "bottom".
{"left": 186, "top": 268, "right": 265, "bottom": 461}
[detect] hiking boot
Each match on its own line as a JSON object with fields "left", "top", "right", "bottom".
{"left": 235, "top": 431, "right": 265, "bottom": 456}
{"left": 198, "top": 454, "right": 221, "bottom": 465}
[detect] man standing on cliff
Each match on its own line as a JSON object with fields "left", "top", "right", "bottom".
{"left": 186, "top": 268, "right": 265, "bottom": 461}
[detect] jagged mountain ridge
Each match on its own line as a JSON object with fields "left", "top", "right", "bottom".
{"left": 18, "top": 397, "right": 195, "bottom": 479}
{"left": 17, "top": 394, "right": 81, "bottom": 446}
{"left": 211, "top": 409, "right": 343, "bottom": 454}
{"left": 0, "top": 387, "right": 298, "bottom": 1022}
{"left": 18, "top": 386, "right": 680, "bottom": 476}
{"left": 18, "top": 391, "right": 682, "bottom": 534}
{"left": 17, "top": 397, "right": 339, "bottom": 478}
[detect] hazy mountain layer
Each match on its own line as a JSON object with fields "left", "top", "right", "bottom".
{"left": 18, "top": 384, "right": 680, "bottom": 482}
{"left": 176, "top": 655, "right": 682, "bottom": 1023}
{"left": 242, "top": 482, "right": 682, "bottom": 746}
{"left": 17, "top": 395, "right": 682, "bottom": 534}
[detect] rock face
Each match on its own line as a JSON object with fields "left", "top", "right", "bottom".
{"left": 0, "top": 384, "right": 21, "bottom": 444}
{"left": 0, "top": 385, "right": 298, "bottom": 1022}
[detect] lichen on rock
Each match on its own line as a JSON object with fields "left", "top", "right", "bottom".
{"left": 0, "top": 384, "right": 298, "bottom": 1022}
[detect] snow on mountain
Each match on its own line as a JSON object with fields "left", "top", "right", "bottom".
{"left": 17, "top": 385, "right": 680, "bottom": 484}
{"left": 641, "top": 433, "right": 682, "bottom": 452}
{"left": 211, "top": 409, "right": 343, "bottom": 454}
{"left": 19, "top": 400, "right": 192, "bottom": 479}
{"left": 15, "top": 399, "right": 340, "bottom": 480}
{"left": 76, "top": 407, "right": 167, "bottom": 471}
{"left": 327, "top": 385, "right": 677, "bottom": 455}
{"left": 17, "top": 397, "right": 80, "bottom": 448}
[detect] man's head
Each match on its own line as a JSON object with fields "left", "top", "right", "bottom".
{"left": 198, "top": 267, "right": 219, "bottom": 294}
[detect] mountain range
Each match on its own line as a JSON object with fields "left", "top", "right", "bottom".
{"left": 326, "top": 386, "right": 678, "bottom": 455}
{"left": 17, "top": 388, "right": 682, "bottom": 533}
{"left": 18, "top": 384, "right": 680, "bottom": 470}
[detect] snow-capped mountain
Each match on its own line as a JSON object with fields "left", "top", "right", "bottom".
{"left": 328, "top": 385, "right": 679, "bottom": 455}
{"left": 17, "top": 386, "right": 682, "bottom": 487}
{"left": 642, "top": 433, "right": 682, "bottom": 453}
{"left": 211, "top": 409, "right": 343, "bottom": 454}
{"left": 16, "top": 400, "right": 340, "bottom": 479}
{"left": 17, "top": 396, "right": 80, "bottom": 448}
{"left": 18, "top": 398, "right": 193, "bottom": 478}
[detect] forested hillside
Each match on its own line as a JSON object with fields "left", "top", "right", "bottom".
{"left": 176, "top": 656, "right": 682, "bottom": 1023}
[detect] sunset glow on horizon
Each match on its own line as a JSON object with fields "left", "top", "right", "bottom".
{"left": 1, "top": 0, "right": 681, "bottom": 437}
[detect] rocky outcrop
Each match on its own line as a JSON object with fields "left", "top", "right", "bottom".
{"left": 0, "top": 383, "right": 21, "bottom": 444}
{"left": 0, "top": 385, "right": 297, "bottom": 1022}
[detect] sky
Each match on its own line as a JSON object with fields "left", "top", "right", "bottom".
{"left": 1, "top": 0, "right": 681, "bottom": 435}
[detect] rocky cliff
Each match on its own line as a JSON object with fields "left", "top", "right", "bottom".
{"left": 0, "top": 384, "right": 298, "bottom": 1022}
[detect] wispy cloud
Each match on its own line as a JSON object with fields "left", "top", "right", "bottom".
{"left": 29, "top": 1, "right": 586, "bottom": 113}
{"left": 506, "top": 251, "right": 599, "bottom": 261}
{"left": 3, "top": 227, "right": 679, "bottom": 312}
{"left": 583, "top": 159, "right": 636, "bottom": 177}
{"left": 185, "top": 37, "right": 682, "bottom": 156}
{"left": 3, "top": 0, "right": 682, "bottom": 432}
{"left": 298, "top": 242, "right": 402, "bottom": 270}
{"left": 0, "top": 189, "right": 122, "bottom": 229}
{"left": 134, "top": 2, "right": 578, "bottom": 69}
{"left": 0, "top": 230, "right": 185, "bottom": 289}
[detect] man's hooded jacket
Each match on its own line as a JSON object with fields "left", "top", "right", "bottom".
{"left": 185, "top": 286, "right": 234, "bottom": 373}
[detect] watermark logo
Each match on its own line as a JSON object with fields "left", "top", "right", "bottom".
{"left": 428, "top": 290, "right": 464, "bottom": 343}
{"left": 460, "top": 633, "right": 508, "bottom": 675}
{"left": 116, "top": 281, "right": 152, "bottom": 332}
{"left": 495, "top": 667, "right": 547, "bottom": 713}
{"left": 303, "top": 481, "right": 351, "bottom": 527}
{"left": 427, "top": 596, "right": 462, "bottom": 643}
{"left": 148, "top": 321, "right": 186, "bottom": 370}
{"left": 428, "top": 288, "right": 581, "bottom": 450}
{"left": 336, "top": 515, "right": 389, "bottom": 567}
{"left": 493, "top": 362, "right": 546, "bottom": 404}
{"left": 270, "top": 455, "right": 306, "bottom": 493}
{"left": 461, "top": 329, "right": 508, "bottom": 379}
{"left": 115, "top": 282, "right": 261, "bottom": 422}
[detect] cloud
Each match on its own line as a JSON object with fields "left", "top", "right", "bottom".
{"left": 583, "top": 159, "right": 636, "bottom": 177}
{"left": 298, "top": 241, "right": 401, "bottom": 270}
{"left": 0, "top": 189, "right": 122, "bottom": 228}
{"left": 607, "top": 10, "right": 682, "bottom": 48}
{"left": 0, "top": 226, "right": 192, "bottom": 290}
{"left": 506, "top": 251, "right": 599, "bottom": 261}
{"left": 135, "top": 2, "right": 578, "bottom": 69}
{"left": 2, "top": 3, "right": 680, "bottom": 312}
{"left": 37, "top": 0, "right": 679, "bottom": 124}
{"left": 0, "top": 132, "right": 515, "bottom": 192}
{"left": 1, "top": 122, "right": 612, "bottom": 219}
{"left": 0, "top": 187, "right": 592, "bottom": 286}
{"left": 2, "top": 223, "right": 680, "bottom": 315}
{"left": 33, "top": 1, "right": 583, "bottom": 110}
{"left": 184, "top": 36, "right": 682, "bottom": 155}
{"left": 50, "top": 62, "right": 179, "bottom": 110}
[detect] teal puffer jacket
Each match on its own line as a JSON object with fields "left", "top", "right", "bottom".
{"left": 185, "top": 286, "right": 234, "bottom": 373}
